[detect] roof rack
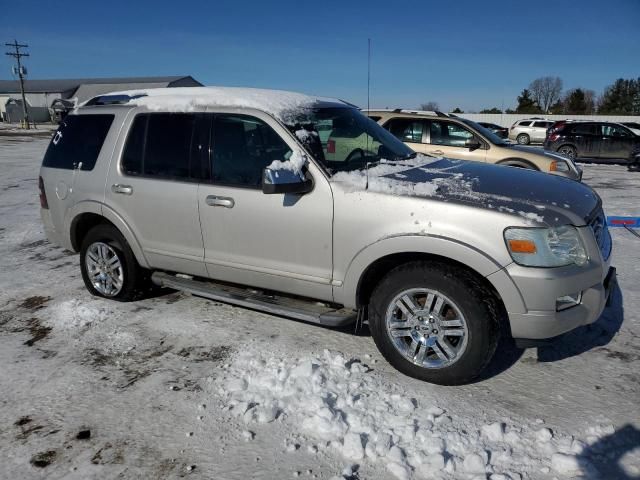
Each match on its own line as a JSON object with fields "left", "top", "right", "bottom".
{"left": 84, "top": 93, "right": 147, "bottom": 106}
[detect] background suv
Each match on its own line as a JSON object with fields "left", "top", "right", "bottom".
{"left": 366, "top": 109, "right": 581, "bottom": 180}
{"left": 509, "top": 118, "right": 553, "bottom": 144}
{"left": 544, "top": 121, "right": 640, "bottom": 163}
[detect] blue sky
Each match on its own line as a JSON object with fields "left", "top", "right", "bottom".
{"left": 3, "top": 0, "right": 639, "bottom": 111}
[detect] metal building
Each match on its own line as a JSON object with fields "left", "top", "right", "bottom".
{"left": 0, "top": 75, "right": 202, "bottom": 123}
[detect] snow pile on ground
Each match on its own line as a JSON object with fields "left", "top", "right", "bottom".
{"left": 105, "top": 86, "right": 339, "bottom": 120}
{"left": 45, "top": 298, "right": 116, "bottom": 330}
{"left": 215, "top": 346, "right": 610, "bottom": 479}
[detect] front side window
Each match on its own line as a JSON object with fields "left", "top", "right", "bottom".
{"left": 385, "top": 118, "right": 424, "bottom": 143}
{"left": 121, "top": 113, "right": 206, "bottom": 181}
{"left": 43, "top": 114, "right": 114, "bottom": 170}
{"left": 601, "top": 124, "right": 631, "bottom": 137}
{"left": 428, "top": 121, "right": 474, "bottom": 147}
{"left": 282, "top": 107, "right": 413, "bottom": 173}
{"left": 212, "top": 115, "right": 292, "bottom": 188}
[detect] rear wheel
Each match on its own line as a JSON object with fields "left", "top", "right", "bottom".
{"left": 369, "top": 261, "right": 499, "bottom": 385}
{"left": 516, "top": 133, "right": 530, "bottom": 145}
{"left": 80, "top": 224, "right": 148, "bottom": 301}
{"left": 557, "top": 145, "right": 576, "bottom": 159}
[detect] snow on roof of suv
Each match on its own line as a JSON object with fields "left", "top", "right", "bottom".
{"left": 88, "top": 86, "right": 348, "bottom": 119}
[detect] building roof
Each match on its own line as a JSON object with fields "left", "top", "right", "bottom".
{"left": 0, "top": 76, "right": 201, "bottom": 94}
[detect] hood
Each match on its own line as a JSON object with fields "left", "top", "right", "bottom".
{"left": 380, "top": 158, "right": 600, "bottom": 226}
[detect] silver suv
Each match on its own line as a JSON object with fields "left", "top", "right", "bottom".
{"left": 39, "top": 87, "right": 615, "bottom": 385}
{"left": 509, "top": 118, "right": 554, "bottom": 145}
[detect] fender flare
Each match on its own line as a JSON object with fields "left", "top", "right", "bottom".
{"left": 336, "top": 234, "right": 525, "bottom": 314}
{"left": 66, "top": 203, "right": 150, "bottom": 269}
{"left": 100, "top": 204, "right": 150, "bottom": 268}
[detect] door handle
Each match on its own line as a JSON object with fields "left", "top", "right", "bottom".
{"left": 111, "top": 184, "right": 133, "bottom": 195}
{"left": 430, "top": 150, "right": 444, "bottom": 156}
{"left": 206, "top": 195, "right": 235, "bottom": 208}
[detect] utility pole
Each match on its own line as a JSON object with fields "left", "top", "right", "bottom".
{"left": 5, "top": 40, "right": 30, "bottom": 129}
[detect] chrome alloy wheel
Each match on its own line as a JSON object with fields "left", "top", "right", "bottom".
{"left": 85, "top": 242, "right": 124, "bottom": 297}
{"left": 385, "top": 288, "right": 468, "bottom": 368}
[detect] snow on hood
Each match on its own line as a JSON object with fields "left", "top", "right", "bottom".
{"left": 332, "top": 157, "right": 601, "bottom": 226}
{"left": 104, "top": 86, "right": 344, "bottom": 120}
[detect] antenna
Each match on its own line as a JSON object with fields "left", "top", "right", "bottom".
{"left": 367, "top": 38, "right": 371, "bottom": 112}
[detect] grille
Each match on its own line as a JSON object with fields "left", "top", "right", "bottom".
{"left": 588, "top": 211, "right": 612, "bottom": 260}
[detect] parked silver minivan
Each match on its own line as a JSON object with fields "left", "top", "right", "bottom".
{"left": 39, "top": 87, "right": 616, "bottom": 385}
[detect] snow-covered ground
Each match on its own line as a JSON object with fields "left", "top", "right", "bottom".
{"left": 0, "top": 137, "right": 638, "bottom": 480}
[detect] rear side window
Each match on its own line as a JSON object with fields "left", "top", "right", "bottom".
{"left": 367, "top": 115, "right": 382, "bottom": 122}
{"left": 122, "top": 113, "right": 209, "bottom": 181}
{"left": 533, "top": 121, "right": 552, "bottom": 129}
{"left": 42, "top": 114, "right": 114, "bottom": 170}
{"left": 517, "top": 121, "right": 532, "bottom": 127}
{"left": 385, "top": 118, "right": 424, "bottom": 143}
{"left": 571, "top": 124, "right": 596, "bottom": 135}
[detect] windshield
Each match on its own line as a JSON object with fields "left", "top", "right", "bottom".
{"left": 460, "top": 119, "right": 510, "bottom": 146}
{"left": 283, "top": 107, "right": 414, "bottom": 173}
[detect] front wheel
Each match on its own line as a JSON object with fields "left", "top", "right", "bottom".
{"left": 80, "top": 224, "right": 148, "bottom": 301}
{"left": 369, "top": 261, "right": 499, "bottom": 385}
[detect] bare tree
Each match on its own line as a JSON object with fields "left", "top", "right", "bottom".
{"left": 419, "top": 101, "right": 440, "bottom": 111}
{"left": 528, "top": 77, "right": 563, "bottom": 113}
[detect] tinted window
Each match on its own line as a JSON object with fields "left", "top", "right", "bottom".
{"left": 212, "top": 115, "right": 292, "bottom": 188}
{"left": 518, "top": 121, "right": 532, "bottom": 127}
{"left": 601, "top": 124, "right": 631, "bottom": 137}
{"left": 533, "top": 121, "right": 552, "bottom": 129}
{"left": 367, "top": 115, "right": 382, "bottom": 122}
{"left": 122, "top": 113, "right": 208, "bottom": 181}
{"left": 42, "top": 114, "right": 113, "bottom": 170}
{"left": 571, "top": 123, "right": 596, "bottom": 135}
{"left": 429, "top": 121, "right": 474, "bottom": 147}
{"left": 385, "top": 118, "right": 424, "bottom": 143}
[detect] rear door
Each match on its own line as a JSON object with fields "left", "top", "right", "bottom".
{"left": 104, "top": 111, "right": 209, "bottom": 276}
{"left": 197, "top": 111, "right": 334, "bottom": 301}
{"left": 424, "top": 119, "right": 487, "bottom": 162}
{"left": 569, "top": 123, "right": 599, "bottom": 158}
{"left": 383, "top": 117, "right": 428, "bottom": 154}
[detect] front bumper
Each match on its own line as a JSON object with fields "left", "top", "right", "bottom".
{"left": 503, "top": 265, "right": 616, "bottom": 341}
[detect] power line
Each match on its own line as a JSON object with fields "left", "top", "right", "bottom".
{"left": 5, "top": 40, "right": 30, "bottom": 129}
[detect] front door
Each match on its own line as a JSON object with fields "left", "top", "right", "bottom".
{"left": 599, "top": 124, "right": 635, "bottom": 160}
{"left": 424, "top": 120, "right": 487, "bottom": 162}
{"left": 197, "top": 111, "right": 334, "bottom": 301}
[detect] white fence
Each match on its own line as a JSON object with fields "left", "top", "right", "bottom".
{"left": 452, "top": 113, "right": 640, "bottom": 128}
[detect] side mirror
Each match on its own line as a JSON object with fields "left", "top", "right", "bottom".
{"left": 465, "top": 137, "right": 482, "bottom": 151}
{"left": 262, "top": 167, "right": 313, "bottom": 195}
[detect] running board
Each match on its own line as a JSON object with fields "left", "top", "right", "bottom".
{"left": 151, "top": 272, "right": 357, "bottom": 327}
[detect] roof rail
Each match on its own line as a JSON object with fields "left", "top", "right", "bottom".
{"left": 84, "top": 93, "right": 147, "bottom": 106}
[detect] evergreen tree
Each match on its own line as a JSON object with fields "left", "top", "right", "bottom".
{"left": 564, "top": 89, "right": 588, "bottom": 114}
{"left": 515, "top": 89, "right": 542, "bottom": 114}
{"left": 479, "top": 107, "right": 502, "bottom": 114}
{"left": 599, "top": 78, "right": 640, "bottom": 114}
{"left": 451, "top": 107, "right": 463, "bottom": 113}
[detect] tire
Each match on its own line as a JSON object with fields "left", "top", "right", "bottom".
{"left": 557, "top": 145, "right": 577, "bottom": 159}
{"left": 369, "top": 261, "right": 499, "bottom": 385}
{"left": 516, "top": 133, "right": 530, "bottom": 145}
{"left": 80, "top": 224, "right": 148, "bottom": 301}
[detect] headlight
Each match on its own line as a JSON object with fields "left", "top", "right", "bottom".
{"left": 549, "top": 160, "right": 570, "bottom": 172}
{"left": 504, "top": 226, "right": 588, "bottom": 267}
